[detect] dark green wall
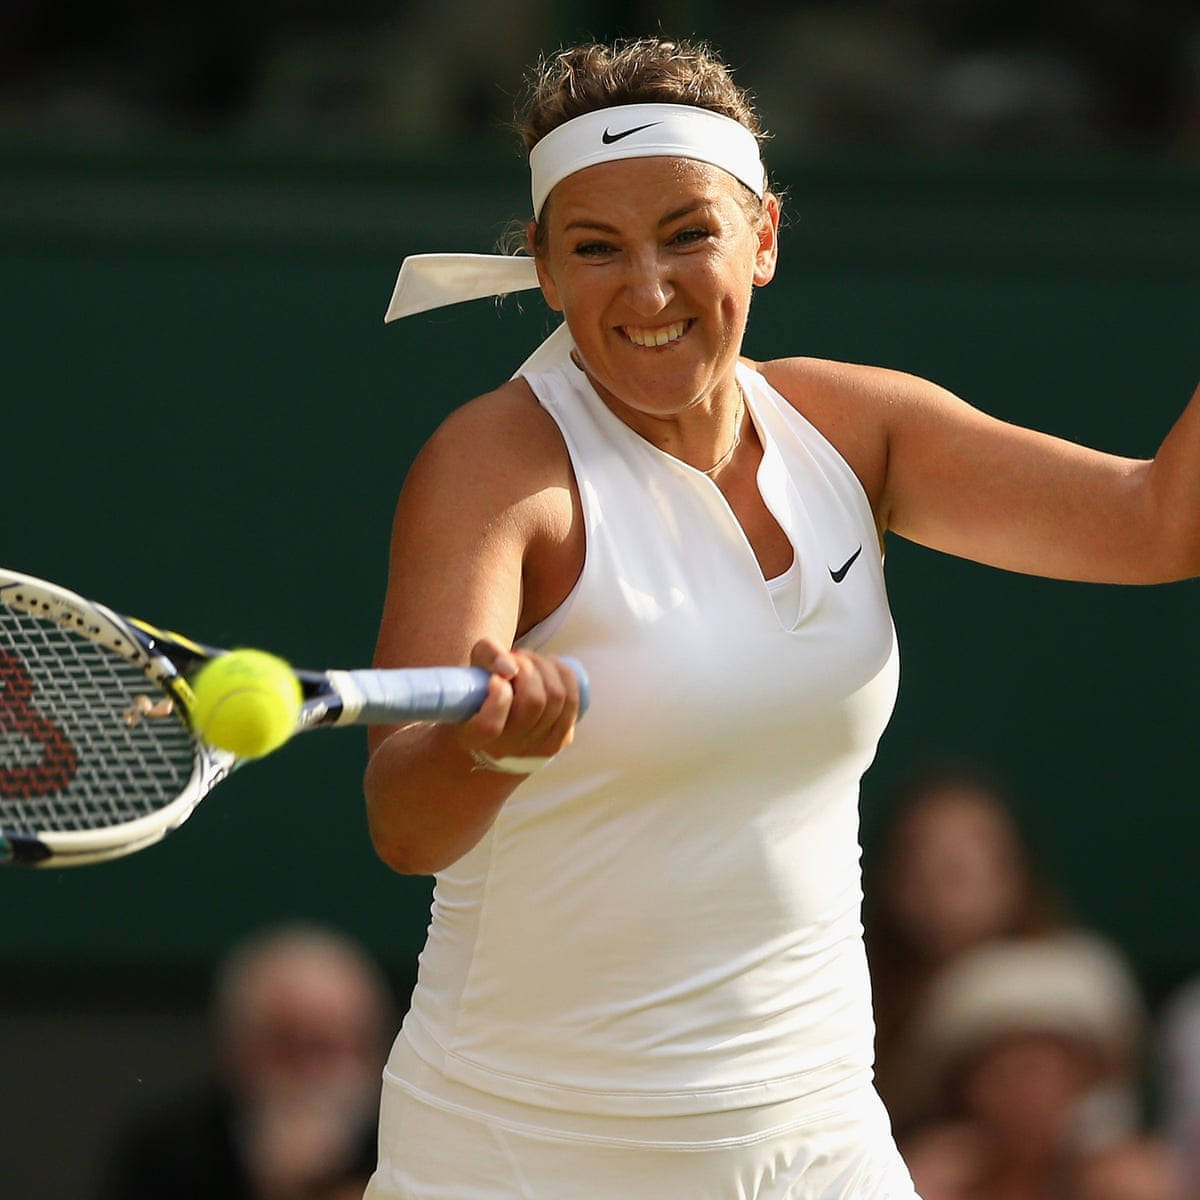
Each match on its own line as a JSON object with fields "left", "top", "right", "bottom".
{"left": 3, "top": 142, "right": 1198, "bottom": 999}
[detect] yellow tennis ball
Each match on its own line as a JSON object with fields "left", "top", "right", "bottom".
{"left": 190, "top": 649, "right": 302, "bottom": 758}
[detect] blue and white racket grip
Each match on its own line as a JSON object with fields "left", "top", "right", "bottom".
{"left": 331, "top": 657, "right": 589, "bottom": 725}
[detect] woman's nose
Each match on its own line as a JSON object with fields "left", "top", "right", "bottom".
{"left": 622, "top": 251, "right": 673, "bottom": 316}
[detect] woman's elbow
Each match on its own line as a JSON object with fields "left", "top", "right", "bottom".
{"left": 363, "top": 778, "right": 474, "bottom": 876}
{"left": 367, "top": 825, "right": 441, "bottom": 876}
{"left": 1141, "top": 525, "right": 1200, "bottom": 584}
{"left": 363, "top": 779, "right": 437, "bottom": 875}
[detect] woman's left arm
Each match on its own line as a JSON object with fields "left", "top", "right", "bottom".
{"left": 878, "top": 369, "right": 1200, "bottom": 584}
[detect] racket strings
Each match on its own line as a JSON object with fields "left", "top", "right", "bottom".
{"left": 0, "top": 608, "right": 198, "bottom": 833}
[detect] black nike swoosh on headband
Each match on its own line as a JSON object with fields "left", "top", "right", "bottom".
{"left": 601, "top": 121, "right": 663, "bottom": 144}
{"left": 830, "top": 546, "right": 863, "bottom": 583}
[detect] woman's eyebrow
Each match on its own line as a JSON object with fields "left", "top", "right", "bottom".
{"left": 563, "top": 219, "right": 620, "bottom": 234}
{"left": 562, "top": 200, "right": 714, "bottom": 236}
{"left": 657, "top": 200, "right": 714, "bottom": 226}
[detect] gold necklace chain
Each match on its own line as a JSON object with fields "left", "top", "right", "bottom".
{"left": 701, "top": 385, "right": 745, "bottom": 476}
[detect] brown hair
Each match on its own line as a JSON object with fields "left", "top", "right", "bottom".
{"left": 515, "top": 37, "right": 766, "bottom": 151}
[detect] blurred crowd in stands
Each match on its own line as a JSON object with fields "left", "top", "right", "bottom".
{"left": 865, "top": 763, "right": 1200, "bottom": 1200}
{"left": 1, "top": 1, "right": 1198, "bottom": 153}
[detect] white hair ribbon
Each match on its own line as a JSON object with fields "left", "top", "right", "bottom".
{"left": 382, "top": 252, "right": 567, "bottom": 373}
{"left": 383, "top": 253, "right": 539, "bottom": 323}
{"left": 383, "top": 252, "right": 573, "bottom": 373}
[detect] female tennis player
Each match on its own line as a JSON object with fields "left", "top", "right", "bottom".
{"left": 362, "top": 38, "right": 1199, "bottom": 1200}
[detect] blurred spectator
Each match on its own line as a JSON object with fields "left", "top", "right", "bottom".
{"left": 864, "top": 763, "right": 1066, "bottom": 1125}
{"left": 898, "top": 1118, "right": 993, "bottom": 1200}
{"left": 1159, "top": 976, "right": 1200, "bottom": 1198}
{"left": 903, "top": 934, "right": 1158, "bottom": 1200}
{"left": 97, "top": 923, "right": 395, "bottom": 1200}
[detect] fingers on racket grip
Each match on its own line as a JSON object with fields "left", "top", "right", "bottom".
{"left": 442, "top": 657, "right": 590, "bottom": 720}
{"left": 348, "top": 659, "right": 589, "bottom": 724}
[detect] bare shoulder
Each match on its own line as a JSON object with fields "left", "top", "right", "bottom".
{"left": 402, "top": 378, "right": 575, "bottom": 530}
{"left": 393, "top": 376, "right": 582, "bottom": 641}
{"left": 753, "top": 354, "right": 922, "bottom": 394}
{"left": 417, "top": 377, "right": 572, "bottom": 487}
{"left": 746, "top": 355, "right": 947, "bottom": 520}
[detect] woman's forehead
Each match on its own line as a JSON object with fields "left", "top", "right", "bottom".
{"left": 545, "top": 156, "right": 742, "bottom": 222}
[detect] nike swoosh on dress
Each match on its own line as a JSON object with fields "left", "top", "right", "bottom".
{"left": 829, "top": 546, "right": 863, "bottom": 583}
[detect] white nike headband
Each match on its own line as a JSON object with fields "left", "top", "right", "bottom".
{"left": 528, "top": 102, "right": 766, "bottom": 217}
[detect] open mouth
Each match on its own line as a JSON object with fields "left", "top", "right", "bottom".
{"left": 619, "top": 319, "right": 694, "bottom": 348}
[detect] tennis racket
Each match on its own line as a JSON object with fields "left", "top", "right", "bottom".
{"left": 0, "top": 568, "right": 588, "bottom": 868}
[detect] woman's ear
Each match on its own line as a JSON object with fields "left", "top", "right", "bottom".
{"left": 753, "top": 192, "right": 781, "bottom": 288}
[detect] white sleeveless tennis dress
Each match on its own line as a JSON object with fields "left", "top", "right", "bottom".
{"left": 366, "top": 358, "right": 918, "bottom": 1199}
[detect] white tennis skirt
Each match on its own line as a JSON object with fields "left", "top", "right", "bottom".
{"left": 363, "top": 1037, "right": 920, "bottom": 1200}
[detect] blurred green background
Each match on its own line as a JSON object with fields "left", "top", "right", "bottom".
{"left": 2, "top": 1, "right": 1199, "bottom": 1194}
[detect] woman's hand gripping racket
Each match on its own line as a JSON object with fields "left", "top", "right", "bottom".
{"left": 0, "top": 569, "right": 588, "bottom": 867}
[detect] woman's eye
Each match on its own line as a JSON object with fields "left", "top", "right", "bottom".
{"left": 574, "top": 241, "right": 615, "bottom": 257}
{"left": 671, "top": 227, "right": 710, "bottom": 246}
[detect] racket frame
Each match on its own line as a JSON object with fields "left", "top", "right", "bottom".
{"left": 1, "top": 571, "right": 235, "bottom": 865}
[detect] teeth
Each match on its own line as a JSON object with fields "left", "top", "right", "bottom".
{"left": 624, "top": 320, "right": 687, "bottom": 348}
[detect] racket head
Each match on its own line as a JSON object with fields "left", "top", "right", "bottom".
{"left": 0, "top": 569, "right": 232, "bottom": 866}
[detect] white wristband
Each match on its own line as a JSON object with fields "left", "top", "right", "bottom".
{"left": 469, "top": 748, "right": 554, "bottom": 775}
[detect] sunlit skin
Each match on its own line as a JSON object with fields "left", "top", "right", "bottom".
{"left": 531, "top": 156, "right": 780, "bottom": 473}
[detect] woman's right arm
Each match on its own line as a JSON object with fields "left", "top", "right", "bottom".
{"left": 363, "top": 383, "right": 582, "bottom": 875}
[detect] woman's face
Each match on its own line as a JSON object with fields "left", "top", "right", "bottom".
{"left": 532, "top": 156, "right": 778, "bottom": 427}
{"left": 886, "top": 787, "right": 1028, "bottom": 961}
{"left": 961, "top": 1032, "right": 1097, "bottom": 1159}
